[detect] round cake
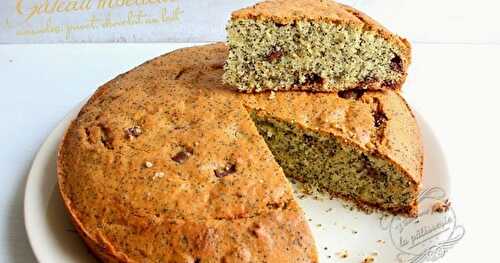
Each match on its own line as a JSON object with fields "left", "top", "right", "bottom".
{"left": 58, "top": 43, "right": 422, "bottom": 262}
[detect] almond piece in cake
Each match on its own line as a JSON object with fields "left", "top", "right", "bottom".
{"left": 224, "top": 0, "right": 411, "bottom": 93}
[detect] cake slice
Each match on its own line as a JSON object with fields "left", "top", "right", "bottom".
{"left": 224, "top": 0, "right": 411, "bottom": 93}
{"left": 241, "top": 89, "right": 423, "bottom": 216}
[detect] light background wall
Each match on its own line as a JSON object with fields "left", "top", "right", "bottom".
{"left": 1, "top": 0, "right": 500, "bottom": 44}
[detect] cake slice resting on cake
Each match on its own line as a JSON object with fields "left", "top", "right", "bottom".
{"left": 224, "top": 0, "right": 412, "bottom": 93}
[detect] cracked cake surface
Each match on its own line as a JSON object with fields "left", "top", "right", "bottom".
{"left": 58, "top": 43, "right": 422, "bottom": 262}
{"left": 223, "top": 0, "right": 411, "bottom": 93}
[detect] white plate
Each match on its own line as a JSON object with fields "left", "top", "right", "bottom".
{"left": 25, "top": 100, "right": 463, "bottom": 263}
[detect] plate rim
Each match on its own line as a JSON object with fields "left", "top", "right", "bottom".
{"left": 24, "top": 100, "right": 84, "bottom": 262}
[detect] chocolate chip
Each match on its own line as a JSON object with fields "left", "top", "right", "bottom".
{"left": 369, "top": 170, "right": 386, "bottom": 181}
{"left": 358, "top": 155, "right": 385, "bottom": 181}
{"left": 275, "top": 22, "right": 286, "bottom": 27}
{"left": 266, "top": 49, "right": 283, "bottom": 62}
{"left": 250, "top": 223, "right": 265, "bottom": 238}
{"left": 374, "top": 111, "right": 388, "bottom": 128}
{"left": 266, "top": 202, "right": 282, "bottom": 209}
{"left": 304, "top": 73, "right": 324, "bottom": 85}
{"left": 171, "top": 147, "right": 193, "bottom": 164}
{"left": 370, "top": 97, "right": 388, "bottom": 128}
{"left": 125, "top": 126, "right": 142, "bottom": 139}
{"left": 209, "top": 62, "right": 224, "bottom": 69}
{"left": 390, "top": 55, "right": 403, "bottom": 73}
{"left": 338, "top": 89, "right": 367, "bottom": 100}
{"left": 214, "top": 164, "right": 236, "bottom": 178}
{"left": 303, "top": 134, "right": 315, "bottom": 146}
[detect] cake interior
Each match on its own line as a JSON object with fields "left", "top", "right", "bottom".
{"left": 224, "top": 19, "right": 405, "bottom": 92}
{"left": 250, "top": 111, "right": 417, "bottom": 214}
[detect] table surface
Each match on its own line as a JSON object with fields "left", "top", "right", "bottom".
{"left": 1, "top": 42, "right": 499, "bottom": 262}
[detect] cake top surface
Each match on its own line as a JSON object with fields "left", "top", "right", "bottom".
{"left": 62, "top": 78, "right": 292, "bottom": 222}
{"left": 233, "top": 0, "right": 378, "bottom": 27}
{"left": 231, "top": 0, "right": 361, "bottom": 25}
{"left": 58, "top": 43, "right": 421, "bottom": 261}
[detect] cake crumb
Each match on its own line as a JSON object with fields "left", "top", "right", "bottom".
{"left": 144, "top": 161, "right": 153, "bottom": 168}
{"left": 269, "top": 91, "right": 276, "bottom": 100}
{"left": 432, "top": 199, "right": 451, "bottom": 213}
{"left": 376, "top": 239, "right": 385, "bottom": 244}
{"left": 361, "top": 255, "right": 375, "bottom": 263}
{"left": 153, "top": 172, "right": 165, "bottom": 179}
{"left": 336, "top": 249, "right": 349, "bottom": 259}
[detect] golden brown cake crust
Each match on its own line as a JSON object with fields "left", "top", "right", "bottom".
{"left": 231, "top": 0, "right": 364, "bottom": 25}
{"left": 230, "top": 0, "right": 412, "bottom": 89}
{"left": 58, "top": 43, "right": 422, "bottom": 262}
